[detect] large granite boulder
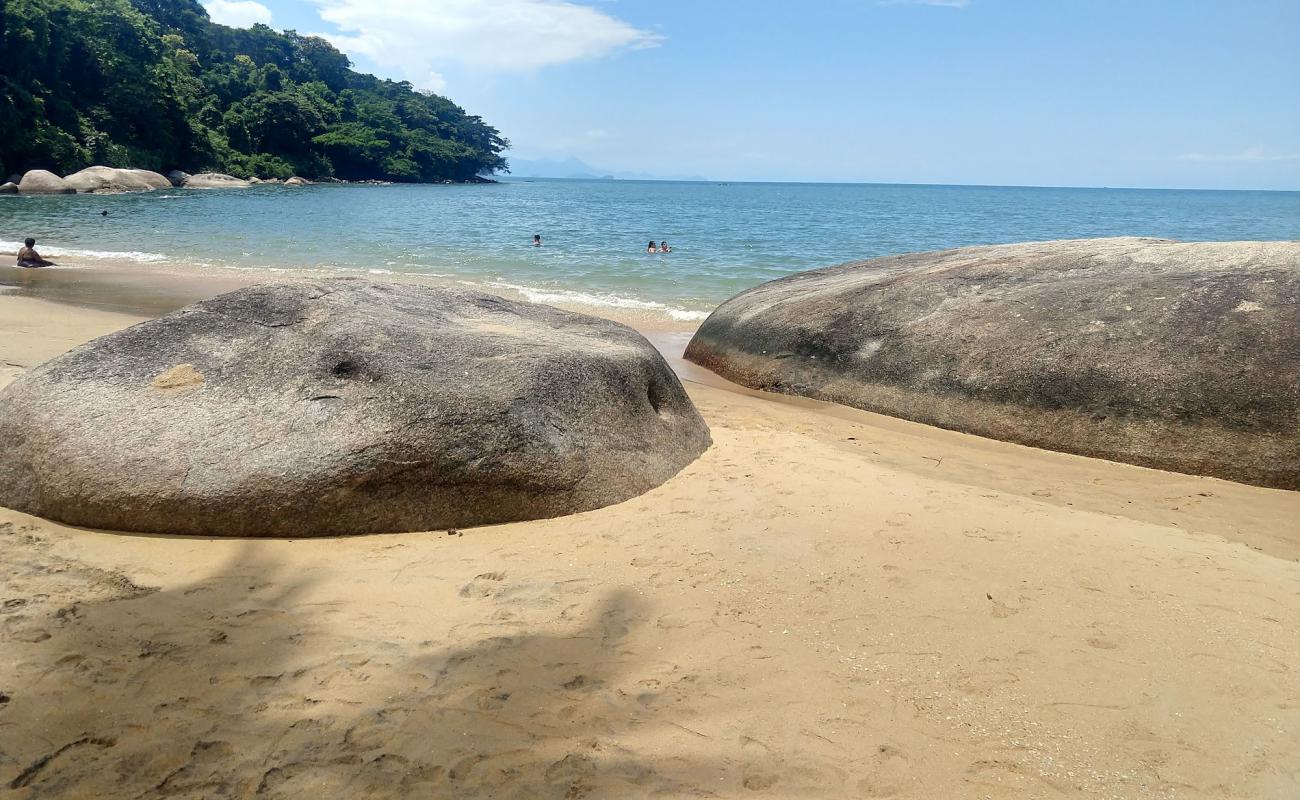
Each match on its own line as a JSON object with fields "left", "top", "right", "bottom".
{"left": 686, "top": 238, "right": 1300, "bottom": 489}
{"left": 64, "top": 166, "right": 172, "bottom": 193}
{"left": 0, "top": 182, "right": 17, "bottom": 194}
{"left": 183, "top": 172, "right": 250, "bottom": 188}
{"left": 0, "top": 280, "right": 711, "bottom": 535}
{"left": 284, "top": 176, "right": 310, "bottom": 186}
{"left": 166, "top": 169, "right": 191, "bottom": 187}
{"left": 17, "top": 170, "right": 75, "bottom": 194}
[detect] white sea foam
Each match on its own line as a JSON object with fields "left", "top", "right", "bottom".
{"left": 0, "top": 240, "right": 169, "bottom": 262}
{"left": 484, "top": 280, "right": 709, "bottom": 322}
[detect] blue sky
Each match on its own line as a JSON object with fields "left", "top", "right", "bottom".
{"left": 203, "top": 0, "right": 1300, "bottom": 189}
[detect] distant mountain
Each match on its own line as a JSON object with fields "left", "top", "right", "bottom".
{"left": 505, "top": 156, "right": 706, "bottom": 182}
{"left": 505, "top": 157, "right": 609, "bottom": 180}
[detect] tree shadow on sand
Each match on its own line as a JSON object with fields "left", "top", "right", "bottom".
{"left": 0, "top": 520, "right": 785, "bottom": 799}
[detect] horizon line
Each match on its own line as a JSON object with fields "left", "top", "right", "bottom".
{"left": 495, "top": 175, "right": 1300, "bottom": 194}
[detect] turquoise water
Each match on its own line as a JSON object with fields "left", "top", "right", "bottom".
{"left": 3, "top": 179, "right": 1298, "bottom": 321}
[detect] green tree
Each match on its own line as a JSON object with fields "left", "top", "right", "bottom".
{"left": 0, "top": 0, "right": 508, "bottom": 181}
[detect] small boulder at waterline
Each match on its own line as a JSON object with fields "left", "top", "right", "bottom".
{"left": 284, "top": 176, "right": 310, "bottom": 186}
{"left": 0, "top": 280, "right": 711, "bottom": 536}
{"left": 65, "top": 166, "right": 172, "bottom": 193}
{"left": 17, "top": 170, "right": 75, "bottom": 194}
{"left": 685, "top": 238, "right": 1300, "bottom": 489}
{"left": 183, "top": 172, "right": 250, "bottom": 188}
{"left": 0, "top": 182, "right": 17, "bottom": 194}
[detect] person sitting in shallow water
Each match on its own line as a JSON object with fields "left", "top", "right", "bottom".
{"left": 647, "top": 240, "right": 658, "bottom": 254}
{"left": 16, "top": 238, "right": 55, "bottom": 268}
{"left": 659, "top": 240, "right": 672, "bottom": 253}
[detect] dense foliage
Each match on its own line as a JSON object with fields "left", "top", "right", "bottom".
{"left": 0, "top": 0, "right": 508, "bottom": 181}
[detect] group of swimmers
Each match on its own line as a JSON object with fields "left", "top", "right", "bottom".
{"left": 19, "top": 232, "right": 674, "bottom": 267}
{"left": 531, "top": 234, "right": 672, "bottom": 253}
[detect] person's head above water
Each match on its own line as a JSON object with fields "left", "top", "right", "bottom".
{"left": 648, "top": 240, "right": 656, "bottom": 249}
{"left": 24, "top": 237, "right": 35, "bottom": 248}
{"left": 533, "top": 234, "right": 541, "bottom": 245}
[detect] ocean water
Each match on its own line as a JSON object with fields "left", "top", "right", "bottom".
{"left": 2, "top": 179, "right": 1297, "bottom": 322}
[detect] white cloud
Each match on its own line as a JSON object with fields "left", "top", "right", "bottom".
{"left": 310, "top": 0, "right": 661, "bottom": 92}
{"left": 1174, "top": 147, "right": 1300, "bottom": 163}
{"left": 202, "top": 0, "right": 273, "bottom": 27}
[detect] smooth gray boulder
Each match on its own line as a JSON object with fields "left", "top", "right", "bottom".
{"left": 64, "top": 166, "right": 172, "bottom": 193}
{"left": 0, "top": 280, "right": 711, "bottom": 536}
{"left": 184, "top": 172, "right": 250, "bottom": 189}
{"left": 0, "top": 182, "right": 17, "bottom": 194}
{"left": 686, "top": 238, "right": 1300, "bottom": 489}
{"left": 17, "top": 170, "right": 75, "bottom": 194}
{"left": 166, "top": 169, "right": 190, "bottom": 187}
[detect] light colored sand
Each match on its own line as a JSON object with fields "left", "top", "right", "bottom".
{"left": 1, "top": 290, "right": 1298, "bottom": 799}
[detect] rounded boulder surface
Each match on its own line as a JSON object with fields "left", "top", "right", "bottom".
{"left": 65, "top": 166, "right": 172, "bottom": 193}
{"left": 17, "top": 170, "right": 75, "bottom": 194}
{"left": 0, "top": 280, "right": 711, "bottom": 535}
{"left": 0, "top": 182, "right": 17, "bottom": 194}
{"left": 686, "top": 238, "right": 1300, "bottom": 489}
{"left": 184, "top": 172, "right": 250, "bottom": 188}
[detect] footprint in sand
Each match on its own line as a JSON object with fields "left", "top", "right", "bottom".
{"left": 458, "top": 572, "right": 507, "bottom": 598}
{"left": 856, "top": 742, "right": 911, "bottom": 797}
{"left": 987, "top": 594, "right": 1021, "bottom": 618}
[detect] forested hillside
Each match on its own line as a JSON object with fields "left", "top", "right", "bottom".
{"left": 0, "top": 0, "right": 508, "bottom": 182}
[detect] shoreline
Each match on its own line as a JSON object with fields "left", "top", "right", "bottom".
{"left": 0, "top": 256, "right": 705, "bottom": 333}
{"left": 1, "top": 272, "right": 1296, "bottom": 559}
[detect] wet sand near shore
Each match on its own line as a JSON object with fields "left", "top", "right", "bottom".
{"left": 1, "top": 266, "right": 1298, "bottom": 798}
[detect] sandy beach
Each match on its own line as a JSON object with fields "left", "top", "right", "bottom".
{"left": 1, "top": 265, "right": 1298, "bottom": 798}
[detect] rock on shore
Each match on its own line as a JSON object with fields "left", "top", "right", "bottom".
{"left": 0, "top": 182, "right": 16, "bottom": 194}
{"left": 685, "top": 238, "right": 1300, "bottom": 489}
{"left": 0, "top": 280, "right": 711, "bottom": 536}
{"left": 183, "top": 172, "right": 250, "bottom": 188}
{"left": 16, "top": 170, "right": 75, "bottom": 194}
{"left": 64, "top": 166, "right": 172, "bottom": 193}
